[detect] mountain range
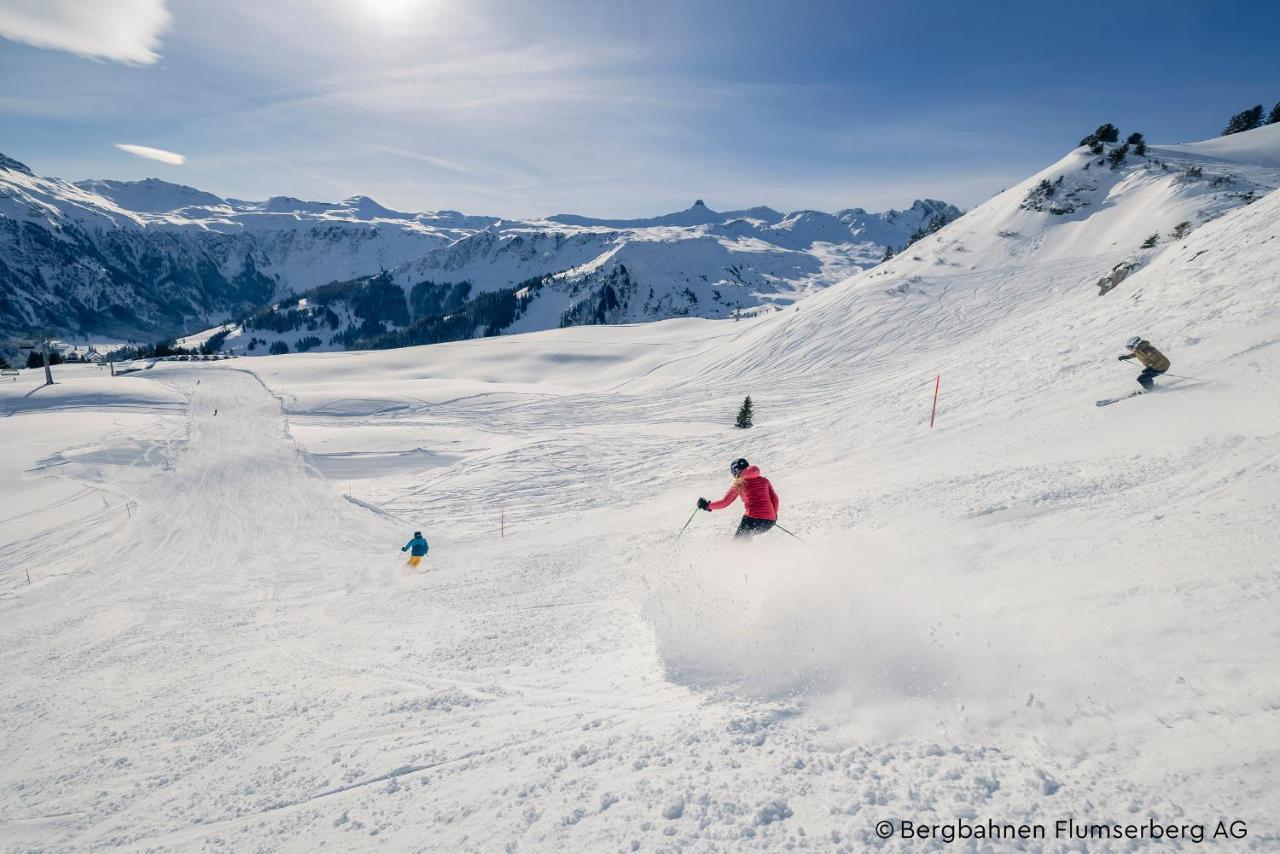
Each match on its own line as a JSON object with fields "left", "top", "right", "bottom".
{"left": 0, "top": 153, "right": 958, "bottom": 348}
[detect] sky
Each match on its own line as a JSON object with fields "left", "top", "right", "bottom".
{"left": 0, "top": 0, "right": 1277, "bottom": 218}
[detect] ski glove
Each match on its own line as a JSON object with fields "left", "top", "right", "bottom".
{"left": 697, "top": 497, "right": 710, "bottom": 511}
{"left": 1117, "top": 354, "right": 1132, "bottom": 361}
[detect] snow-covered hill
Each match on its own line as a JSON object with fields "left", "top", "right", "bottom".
{"left": 0, "top": 155, "right": 956, "bottom": 347}
{"left": 2, "top": 123, "right": 1278, "bottom": 850}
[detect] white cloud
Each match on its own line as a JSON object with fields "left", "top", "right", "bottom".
{"left": 0, "top": 0, "right": 171, "bottom": 64}
{"left": 115, "top": 143, "right": 185, "bottom": 165}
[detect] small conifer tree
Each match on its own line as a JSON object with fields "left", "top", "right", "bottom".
{"left": 1223, "top": 105, "right": 1264, "bottom": 135}
{"left": 735, "top": 395, "right": 754, "bottom": 429}
{"left": 1140, "top": 233, "right": 1160, "bottom": 248}
{"left": 1268, "top": 103, "right": 1280, "bottom": 125}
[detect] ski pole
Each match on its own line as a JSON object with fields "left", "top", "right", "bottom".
{"left": 1113, "top": 361, "right": 1201, "bottom": 382}
{"left": 675, "top": 507, "right": 699, "bottom": 540}
{"left": 773, "top": 523, "right": 806, "bottom": 543}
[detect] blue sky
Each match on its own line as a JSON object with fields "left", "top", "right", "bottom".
{"left": 1, "top": 0, "right": 1277, "bottom": 218}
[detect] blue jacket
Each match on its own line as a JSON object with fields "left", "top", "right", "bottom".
{"left": 402, "top": 535, "right": 429, "bottom": 557}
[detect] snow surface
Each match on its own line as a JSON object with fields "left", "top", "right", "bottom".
{"left": 2, "top": 129, "right": 1279, "bottom": 851}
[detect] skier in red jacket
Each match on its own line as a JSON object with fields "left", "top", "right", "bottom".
{"left": 697, "top": 458, "right": 780, "bottom": 538}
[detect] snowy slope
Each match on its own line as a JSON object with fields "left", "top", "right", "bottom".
{"left": 862, "top": 123, "right": 1280, "bottom": 280}
{"left": 2, "top": 127, "right": 1278, "bottom": 851}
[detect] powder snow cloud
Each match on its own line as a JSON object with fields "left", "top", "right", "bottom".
{"left": 0, "top": 0, "right": 171, "bottom": 64}
{"left": 115, "top": 143, "right": 186, "bottom": 165}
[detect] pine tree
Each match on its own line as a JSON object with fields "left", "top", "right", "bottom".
{"left": 25, "top": 349, "right": 64, "bottom": 368}
{"left": 1107, "top": 143, "right": 1130, "bottom": 169}
{"left": 1093, "top": 123, "right": 1120, "bottom": 143}
{"left": 1223, "top": 105, "right": 1264, "bottom": 135}
{"left": 881, "top": 245, "right": 894, "bottom": 262}
{"left": 735, "top": 396, "right": 754, "bottom": 429}
{"left": 1126, "top": 132, "right": 1147, "bottom": 156}
{"left": 1140, "top": 233, "right": 1160, "bottom": 248}
{"left": 1079, "top": 133, "right": 1103, "bottom": 154}
{"left": 1268, "top": 103, "right": 1280, "bottom": 125}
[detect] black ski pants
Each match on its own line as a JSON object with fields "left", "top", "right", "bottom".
{"left": 1136, "top": 367, "right": 1166, "bottom": 390}
{"left": 735, "top": 516, "right": 776, "bottom": 539}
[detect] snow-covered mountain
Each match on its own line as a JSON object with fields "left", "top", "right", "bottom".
{"left": 201, "top": 198, "right": 961, "bottom": 355}
{"left": 199, "top": 116, "right": 1279, "bottom": 360}
{"left": 0, "top": 159, "right": 484, "bottom": 340}
{"left": 0, "top": 154, "right": 956, "bottom": 345}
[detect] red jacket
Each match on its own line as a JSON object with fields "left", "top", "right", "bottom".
{"left": 708, "top": 466, "right": 779, "bottom": 520}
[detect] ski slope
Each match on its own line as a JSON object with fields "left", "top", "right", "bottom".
{"left": 2, "top": 126, "right": 1279, "bottom": 851}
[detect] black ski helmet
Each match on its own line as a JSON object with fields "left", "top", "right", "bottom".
{"left": 414, "top": 531, "right": 422, "bottom": 537}
{"left": 730, "top": 458, "right": 749, "bottom": 477}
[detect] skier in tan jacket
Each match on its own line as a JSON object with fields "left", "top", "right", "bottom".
{"left": 1118, "top": 335, "right": 1170, "bottom": 390}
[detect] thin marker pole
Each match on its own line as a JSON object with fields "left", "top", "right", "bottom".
{"left": 929, "top": 373, "right": 941, "bottom": 428}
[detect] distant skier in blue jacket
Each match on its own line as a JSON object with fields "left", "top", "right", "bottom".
{"left": 401, "top": 531, "right": 429, "bottom": 568}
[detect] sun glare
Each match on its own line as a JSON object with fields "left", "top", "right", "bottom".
{"left": 365, "top": 0, "right": 417, "bottom": 19}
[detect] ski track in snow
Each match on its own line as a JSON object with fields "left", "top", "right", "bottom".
{"left": 3, "top": 129, "right": 1280, "bottom": 851}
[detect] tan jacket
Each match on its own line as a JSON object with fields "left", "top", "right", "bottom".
{"left": 1125, "top": 340, "right": 1170, "bottom": 371}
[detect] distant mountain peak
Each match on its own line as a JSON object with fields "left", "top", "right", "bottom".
{"left": 73, "top": 177, "right": 228, "bottom": 212}
{"left": 0, "top": 153, "right": 34, "bottom": 175}
{"left": 342, "top": 195, "right": 411, "bottom": 219}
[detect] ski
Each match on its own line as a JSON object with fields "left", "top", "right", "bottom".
{"left": 1096, "top": 390, "right": 1146, "bottom": 407}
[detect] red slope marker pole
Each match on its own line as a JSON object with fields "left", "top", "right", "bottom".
{"left": 929, "top": 373, "right": 941, "bottom": 429}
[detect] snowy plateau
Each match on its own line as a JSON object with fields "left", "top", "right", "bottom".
{"left": 2, "top": 122, "right": 1280, "bottom": 852}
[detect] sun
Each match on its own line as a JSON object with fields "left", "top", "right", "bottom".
{"left": 365, "top": 0, "right": 417, "bottom": 18}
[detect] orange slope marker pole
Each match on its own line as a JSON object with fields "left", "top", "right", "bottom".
{"left": 930, "top": 373, "right": 941, "bottom": 429}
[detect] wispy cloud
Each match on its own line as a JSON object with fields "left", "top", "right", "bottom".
{"left": 359, "top": 143, "right": 487, "bottom": 179}
{"left": 116, "top": 143, "right": 185, "bottom": 165}
{"left": 0, "top": 0, "right": 170, "bottom": 64}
